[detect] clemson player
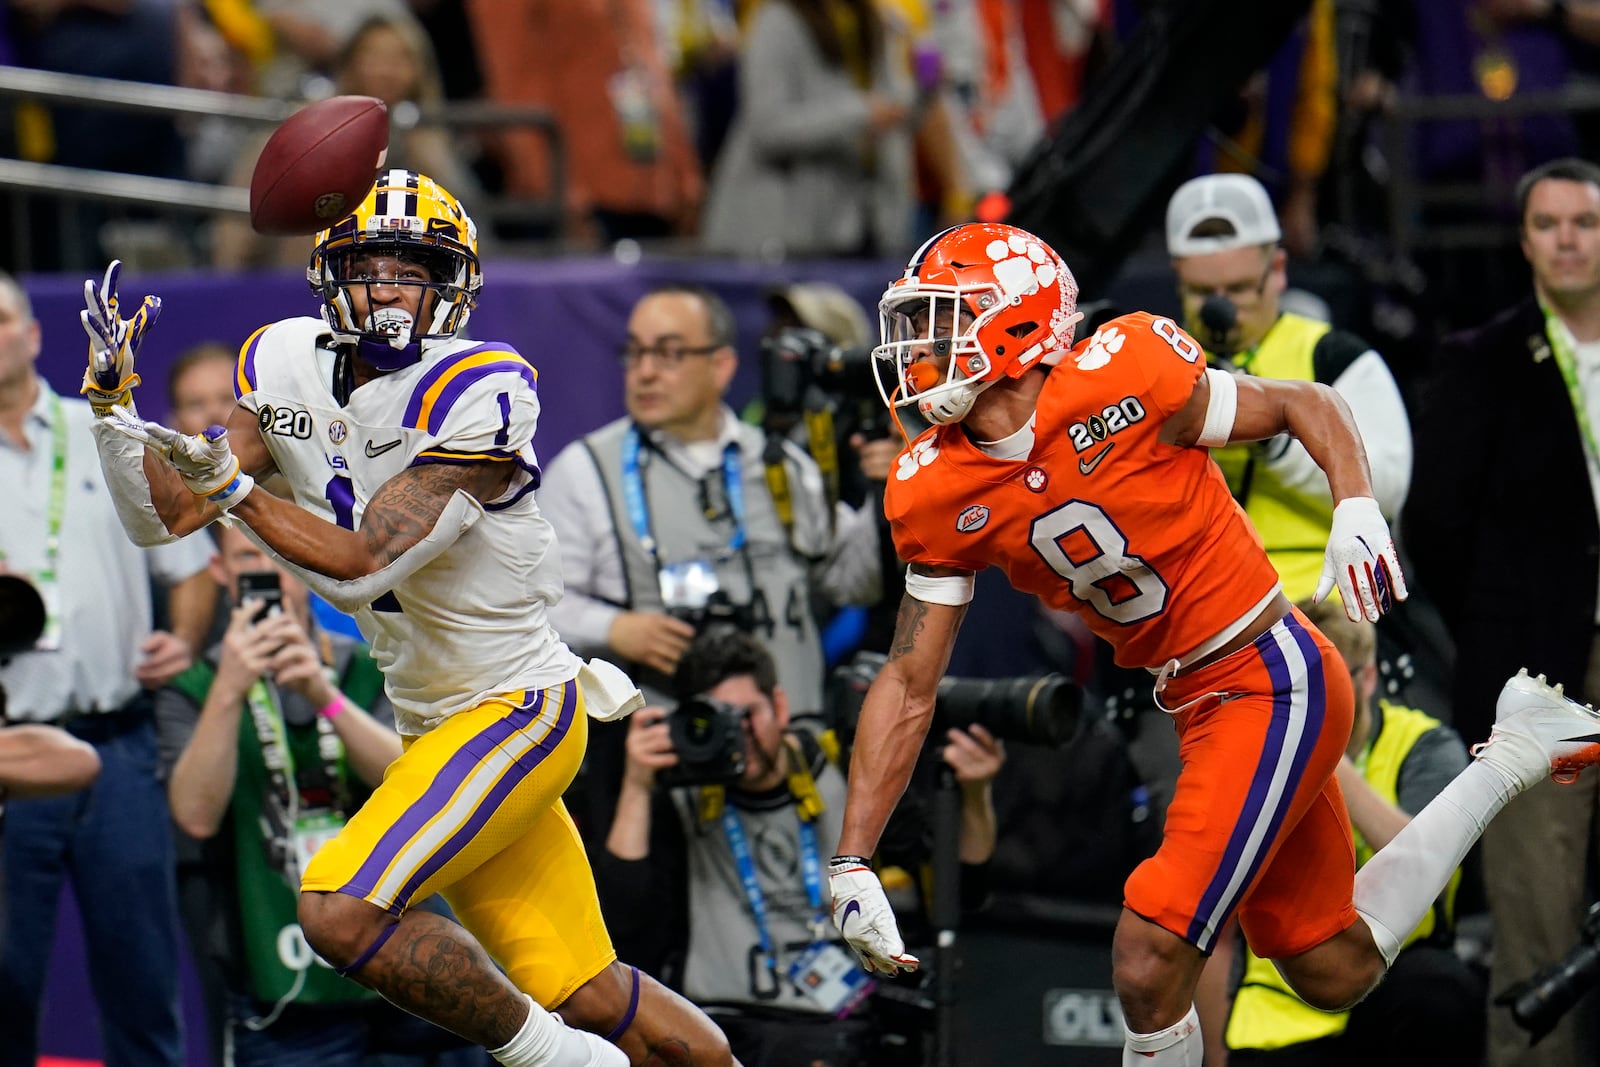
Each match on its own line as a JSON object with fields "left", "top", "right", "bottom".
{"left": 827, "top": 222, "right": 1600, "bottom": 1065}
{"left": 78, "top": 172, "right": 735, "bottom": 1067}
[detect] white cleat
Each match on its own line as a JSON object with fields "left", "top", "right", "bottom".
{"left": 1473, "top": 669, "right": 1600, "bottom": 789}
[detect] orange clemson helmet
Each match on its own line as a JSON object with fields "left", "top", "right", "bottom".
{"left": 874, "top": 223, "right": 1082, "bottom": 425}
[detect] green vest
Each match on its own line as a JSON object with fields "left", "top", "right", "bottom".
{"left": 169, "top": 647, "right": 386, "bottom": 1006}
{"left": 1225, "top": 701, "right": 1461, "bottom": 1051}
{"left": 1209, "top": 312, "right": 1335, "bottom": 602}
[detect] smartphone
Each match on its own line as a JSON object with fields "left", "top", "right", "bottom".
{"left": 237, "top": 570, "right": 283, "bottom": 623}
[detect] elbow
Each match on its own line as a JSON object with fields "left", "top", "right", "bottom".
{"left": 168, "top": 790, "right": 224, "bottom": 841}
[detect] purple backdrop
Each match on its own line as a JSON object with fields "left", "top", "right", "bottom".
{"left": 26, "top": 256, "right": 902, "bottom": 459}
{"left": 26, "top": 254, "right": 900, "bottom": 1065}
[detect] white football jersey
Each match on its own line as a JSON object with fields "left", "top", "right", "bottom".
{"left": 235, "top": 317, "right": 581, "bottom": 734}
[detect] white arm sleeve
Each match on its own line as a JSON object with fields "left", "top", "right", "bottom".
{"left": 1195, "top": 367, "right": 1238, "bottom": 449}
{"left": 235, "top": 489, "right": 485, "bottom": 614}
{"left": 903, "top": 567, "right": 975, "bottom": 606}
{"left": 90, "top": 416, "right": 179, "bottom": 546}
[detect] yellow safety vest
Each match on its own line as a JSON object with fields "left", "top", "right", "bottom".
{"left": 1224, "top": 701, "right": 1461, "bottom": 1051}
{"left": 1209, "top": 312, "right": 1335, "bottom": 602}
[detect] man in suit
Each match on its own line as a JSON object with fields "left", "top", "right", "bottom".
{"left": 1404, "top": 156, "right": 1600, "bottom": 1067}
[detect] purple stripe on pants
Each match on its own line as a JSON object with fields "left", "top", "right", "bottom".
{"left": 390, "top": 682, "right": 578, "bottom": 908}
{"left": 343, "top": 689, "right": 549, "bottom": 905}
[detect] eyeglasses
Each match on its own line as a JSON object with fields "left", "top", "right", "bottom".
{"left": 1180, "top": 262, "right": 1274, "bottom": 305}
{"left": 619, "top": 338, "right": 722, "bottom": 368}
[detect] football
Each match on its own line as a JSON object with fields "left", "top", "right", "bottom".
{"left": 249, "top": 95, "right": 389, "bottom": 236}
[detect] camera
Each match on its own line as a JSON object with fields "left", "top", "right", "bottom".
{"left": 658, "top": 696, "right": 748, "bottom": 788}
{"left": 0, "top": 574, "right": 46, "bottom": 658}
{"left": 237, "top": 570, "right": 283, "bottom": 623}
{"left": 760, "top": 327, "right": 887, "bottom": 443}
{"left": 828, "top": 652, "right": 1083, "bottom": 748}
{"left": 1498, "top": 901, "right": 1600, "bottom": 1044}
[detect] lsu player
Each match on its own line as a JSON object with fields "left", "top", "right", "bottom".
{"left": 824, "top": 222, "right": 1600, "bottom": 1065}
{"left": 81, "top": 171, "right": 735, "bottom": 1067}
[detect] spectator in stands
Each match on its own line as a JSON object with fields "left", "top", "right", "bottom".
{"left": 0, "top": 268, "right": 213, "bottom": 1067}
{"left": 156, "top": 522, "right": 482, "bottom": 1066}
{"left": 539, "top": 283, "right": 882, "bottom": 838}
{"left": 8, "top": 0, "right": 189, "bottom": 270}
{"left": 930, "top": 0, "right": 1114, "bottom": 198}
{"left": 594, "top": 629, "right": 1003, "bottom": 1067}
{"left": 1404, "top": 156, "right": 1600, "bottom": 1067}
{"left": 1198, "top": 596, "right": 1482, "bottom": 1067}
{"left": 701, "top": 0, "right": 964, "bottom": 258}
{"left": 465, "top": 0, "right": 703, "bottom": 244}
{"left": 214, "top": 9, "right": 479, "bottom": 270}
{"left": 167, "top": 340, "right": 238, "bottom": 433}
{"left": 1165, "top": 172, "right": 1411, "bottom": 603}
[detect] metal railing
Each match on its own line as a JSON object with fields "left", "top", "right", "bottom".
{"left": 0, "top": 65, "right": 566, "bottom": 271}
{"left": 1382, "top": 83, "right": 1600, "bottom": 255}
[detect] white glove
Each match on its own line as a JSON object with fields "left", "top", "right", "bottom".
{"left": 1313, "top": 496, "right": 1408, "bottom": 623}
{"left": 828, "top": 856, "right": 919, "bottom": 976}
{"left": 79, "top": 261, "right": 162, "bottom": 417}
{"left": 105, "top": 405, "right": 254, "bottom": 510}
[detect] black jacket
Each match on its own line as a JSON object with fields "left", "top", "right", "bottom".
{"left": 1402, "top": 295, "right": 1600, "bottom": 745}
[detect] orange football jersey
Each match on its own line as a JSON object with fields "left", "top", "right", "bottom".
{"left": 885, "top": 311, "right": 1283, "bottom": 668}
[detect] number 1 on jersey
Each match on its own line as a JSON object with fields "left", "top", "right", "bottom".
{"left": 1029, "top": 500, "right": 1169, "bottom": 624}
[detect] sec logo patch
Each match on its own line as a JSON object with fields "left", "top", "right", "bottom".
{"left": 956, "top": 505, "right": 989, "bottom": 533}
{"left": 1024, "top": 466, "right": 1049, "bottom": 492}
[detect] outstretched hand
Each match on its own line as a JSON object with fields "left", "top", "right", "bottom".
{"left": 80, "top": 261, "right": 161, "bottom": 416}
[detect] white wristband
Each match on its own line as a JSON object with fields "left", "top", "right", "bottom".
{"left": 1196, "top": 367, "right": 1238, "bottom": 448}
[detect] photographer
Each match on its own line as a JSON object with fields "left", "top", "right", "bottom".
{"left": 594, "top": 630, "right": 1004, "bottom": 1067}
{"left": 541, "top": 284, "right": 883, "bottom": 836}
{"left": 155, "top": 523, "right": 475, "bottom": 1065}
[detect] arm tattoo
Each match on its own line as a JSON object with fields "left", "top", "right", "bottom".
{"left": 888, "top": 596, "right": 929, "bottom": 661}
{"left": 360, "top": 461, "right": 507, "bottom": 568}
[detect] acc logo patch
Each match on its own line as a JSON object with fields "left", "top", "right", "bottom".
{"left": 1075, "top": 325, "right": 1126, "bottom": 370}
{"left": 1023, "top": 465, "right": 1049, "bottom": 493}
{"left": 956, "top": 505, "right": 990, "bottom": 533}
{"left": 895, "top": 438, "right": 940, "bottom": 481}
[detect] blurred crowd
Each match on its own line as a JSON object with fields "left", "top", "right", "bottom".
{"left": 7, "top": 1, "right": 1600, "bottom": 1066}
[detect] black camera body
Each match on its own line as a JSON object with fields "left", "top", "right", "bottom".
{"left": 828, "top": 652, "right": 1083, "bottom": 748}
{"left": 666, "top": 591, "right": 762, "bottom": 638}
{"left": 1499, "top": 900, "right": 1600, "bottom": 1044}
{"left": 759, "top": 327, "right": 886, "bottom": 441}
{"left": 659, "top": 696, "right": 747, "bottom": 789}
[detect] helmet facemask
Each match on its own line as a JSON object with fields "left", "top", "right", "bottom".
{"left": 874, "top": 283, "right": 1007, "bottom": 426}
{"left": 308, "top": 170, "right": 481, "bottom": 373}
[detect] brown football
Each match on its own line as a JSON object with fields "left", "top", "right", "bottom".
{"left": 249, "top": 95, "right": 389, "bottom": 236}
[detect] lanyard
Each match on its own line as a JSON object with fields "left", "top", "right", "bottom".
{"left": 243, "top": 677, "right": 349, "bottom": 868}
{"left": 0, "top": 392, "right": 69, "bottom": 646}
{"left": 1540, "top": 301, "right": 1600, "bottom": 480}
{"left": 621, "top": 423, "right": 746, "bottom": 565}
{"left": 721, "top": 804, "right": 828, "bottom": 969}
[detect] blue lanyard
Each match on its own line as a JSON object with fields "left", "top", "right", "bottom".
{"left": 621, "top": 424, "right": 747, "bottom": 565}
{"left": 721, "top": 805, "right": 827, "bottom": 966}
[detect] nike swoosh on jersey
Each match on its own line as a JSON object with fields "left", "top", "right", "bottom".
{"left": 365, "top": 438, "right": 404, "bottom": 458}
{"left": 1078, "top": 442, "right": 1114, "bottom": 475}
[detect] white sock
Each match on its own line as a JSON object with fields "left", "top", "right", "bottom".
{"left": 490, "top": 994, "right": 628, "bottom": 1067}
{"left": 1123, "top": 1004, "right": 1201, "bottom": 1066}
{"left": 1353, "top": 758, "right": 1520, "bottom": 965}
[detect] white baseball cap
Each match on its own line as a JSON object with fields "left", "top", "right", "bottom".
{"left": 1165, "top": 174, "right": 1282, "bottom": 257}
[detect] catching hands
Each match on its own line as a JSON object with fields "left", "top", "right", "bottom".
{"left": 829, "top": 856, "right": 919, "bottom": 976}
{"left": 1314, "top": 496, "right": 1409, "bottom": 623}
{"left": 80, "top": 261, "right": 161, "bottom": 416}
{"left": 104, "top": 406, "right": 254, "bottom": 509}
